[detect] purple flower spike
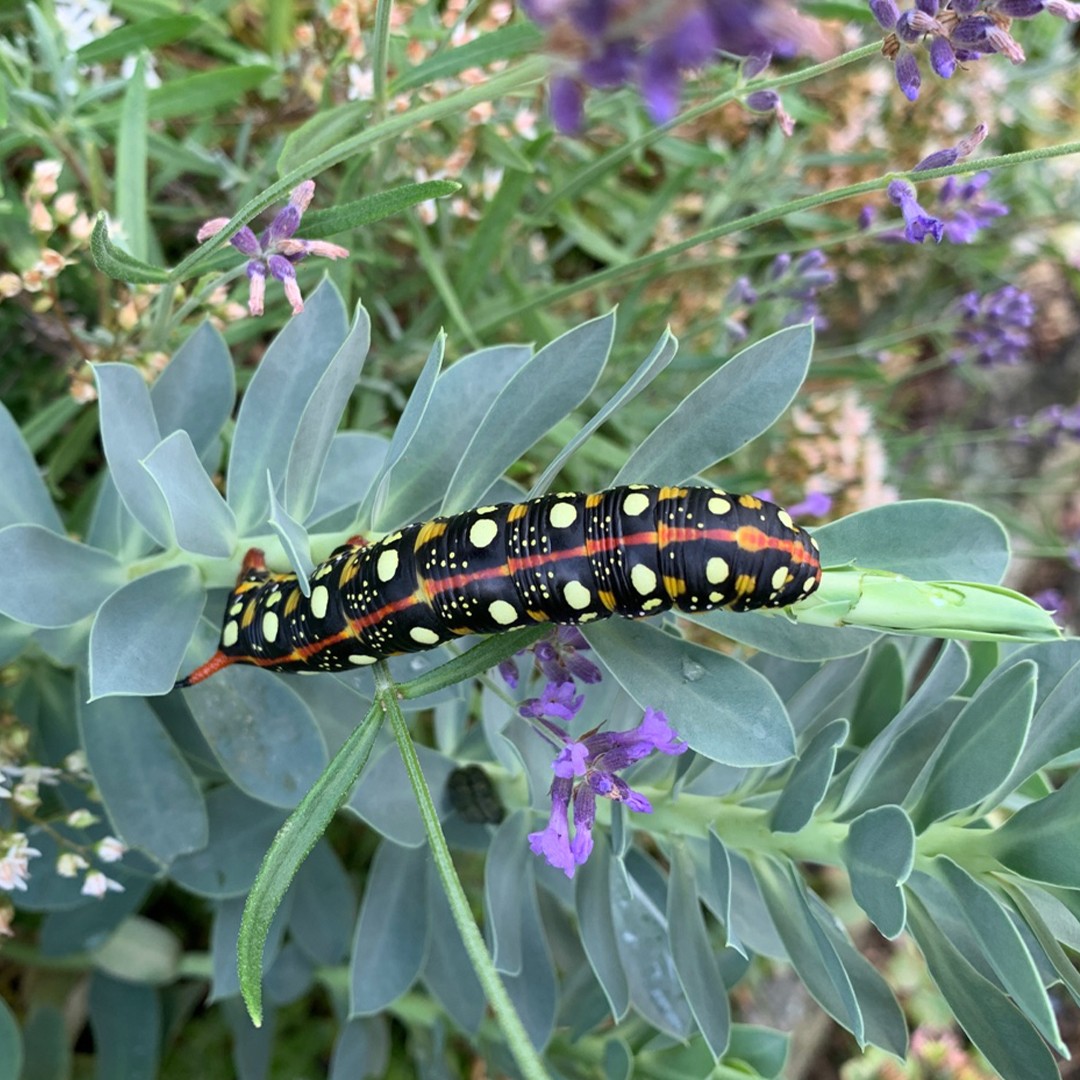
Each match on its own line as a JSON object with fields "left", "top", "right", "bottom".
{"left": 549, "top": 75, "right": 585, "bottom": 134}
{"left": 887, "top": 179, "right": 944, "bottom": 243}
{"left": 894, "top": 50, "right": 922, "bottom": 100}
{"left": 869, "top": 0, "right": 900, "bottom": 28}
{"left": 194, "top": 180, "right": 348, "bottom": 317}
{"left": 527, "top": 707, "right": 688, "bottom": 878}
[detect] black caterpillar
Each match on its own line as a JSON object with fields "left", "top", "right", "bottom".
{"left": 177, "top": 485, "right": 821, "bottom": 686}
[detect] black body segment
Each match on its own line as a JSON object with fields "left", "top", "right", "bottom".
{"left": 177, "top": 485, "right": 822, "bottom": 686}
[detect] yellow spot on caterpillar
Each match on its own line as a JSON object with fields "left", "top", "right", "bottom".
{"left": 488, "top": 600, "right": 518, "bottom": 625}
{"left": 469, "top": 518, "right": 499, "bottom": 548}
{"left": 410, "top": 626, "right": 440, "bottom": 645}
{"left": 642, "top": 598, "right": 664, "bottom": 611}
{"left": 241, "top": 603, "right": 257, "bottom": 628}
{"left": 310, "top": 585, "right": 329, "bottom": 620}
{"left": 631, "top": 564, "right": 658, "bottom": 595}
{"left": 663, "top": 575, "right": 685, "bottom": 597}
{"left": 549, "top": 501, "right": 578, "bottom": 529}
{"left": 563, "top": 581, "right": 592, "bottom": 610}
{"left": 377, "top": 548, "right": 399, "bottom": 582}
{"left": 622, "top": 492, "right": 650, "bottom": 516}
{"left": 778, "top": 510, "right": 795, "bottom": 529}
{"left": 265, "top": 590, "right": 282, "bottom": 607}
{"left": 735, "top": 573, "right": 757, "bottom": 596}
{"left": 801, "top": 577, "right": 816, "bottom": 592}
{"left": 708, "top": 496, "right": 732, "bottom": 515}
{"left": 709, "top": 591, "right": 724, "bottom": 604}
{"left": 339, "top": 559, "right": 359, "bottom": 587}
{"left": 658, "top": 485, "right": 687, "bottom": 502}
{"left": 771, "top": 566, "right": 790, "bottom": 590}
{"left": 284, "top": 589, "right": 301, "bottom": 616}
{"left": 578, "top": 612, "right": 599, "bottom": 622}
{"left": 597, "top": 590, "right": 617, "bottom": 611}
{"left": 314, "top": 562, "right": 335, "bottom": 580}
{"left": 810, "top": 536, "right": 820, "bottom": 551}
{"left": 475, "top": 505, "right": 497, "bottom": 514}
{"left": 262, "top": 611, "right": 279, "bottom": 642}
{"left": 738, "top": 494, "right": 763, "bottom": 510}
{"left": 507, "top": 503, "right": 529, "bottom": 522}
{"left": 229, "top": 601, "right": 243, "bottom": 616}
{"left": 706, "top": 557, "right": 730, "bottom": 584}
{"left": 348, "top": 654, "right": 377, "bottom": 665}
{"left": 222, "top": 620, "right": 239, "bottom": 648}
{"left": 585, "top": 493, "right": 604, "bottom": 508}
{"left": 526, "top": 610, "right": 551, "bottom": 622}
{"left": 414, "top": 520, "right": 448, "bottom": 550}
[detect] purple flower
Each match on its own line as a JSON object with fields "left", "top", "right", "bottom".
{"left": 935, "top": 170, "right": 1009, "bottom": 243}
{"left": 196, "top": 181, "right": 349, "bottom": 316}
{"left": 1012, "top": 403, "right": 1080, "bottom": 447}
{"left": 527, "top": 708, "right": 688, "bottom": 877}
{"left": 950, "top": 285, "right": 1034, "bottom": 366}
{"left": 745, "top": 89, "right": 795, "bottom": 136}
{"left": 787, "top": 490, "right": 833, "bottom": 518}
{"left": 887, "top": 179, "right": 944, "bottom": 243}
{"left": 912, "top": 123, "right": 988, "bottom": 171}
{"left": 497, "top": 626, "right": 602, "bottom": 690}
{"left": 522, "top": 0, "right": 818, "bottom": 133}
{"left": 520, "top": 680, "right": 585, "bottom": 723}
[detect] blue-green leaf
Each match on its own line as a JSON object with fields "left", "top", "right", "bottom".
{"left": 88, "top": 974, "right": 161, "bottom": 1080}
{"left": 770, "top": 719, "right": 848, "bottom": 834}
{"left": 936, "top": 858, "right": 1064, "bottom": 1053}
{"left": 210, "top": 894, "right": 290, "bottom": 1003}
{"left": 0, "top": 401, "right": 63, "bottom": 533}
{"left": 841, "top": 805, "right": 914, "bottom": 939}
{"left": 610, "top": 855, "right": 693, "bottom": 1039}
{"left": 984, "top": 768, "right": 1080, "bottom": 888}
{"left": 284, "top": 302, "right": 371, "bottom": 523}
{"left": 667, "top": 841, "right": 731, "bottom": 1059}
{"left": 815, "top": 500, "right": 1009, "bottom": 584}
{"left": 349, "top": 840, "right": 429, "bottom": 1016}
{"left": 93, "top": 916, "right": 183, "bottom": 987}
{"left": 94, "top": 362, "right": 173, "bottom": 545}
{"left": 906, "top": 889, "right": 1059, "bottom": 1080}
{"left": 533, "top": 329, "right": 677, "bottom": 496}
{"left": 289, "top": 841, "right": 357, "bottom": 966}
{"left": 576, "top": 839, "right": 630, "bottom": 1020}
{"left": 442, "top": 313, "right": 614, "bottom": 514}
{"left": 267, "top": 474, "right": 314, "bottom": 591}
{"left": 182, "top": 665, "right": 327, "bottom": 809}
{"left": 485, "top": 810, "right": 531, "bottom": 975}
{"left": 228, "top": 280, "right": 349, "bottom": 533}
{"left": 151, "top": 320, "right": 235, "bottom": 459}
{"left": 0, "top": 996, "right": 22, "bottom": 1080}
{"left": 0, "top": 525, "right": 126, "bottom": 627}
{"left": 307, "top": 432, "right": 389, "bottom": 529}
{"left": 78, "top": 682, "right": 207, "bottom": 863}
{"left": 586, "top": 618, "right": 794, "bottom": 767}
{"left": 89, "top": 566, "right": 206, "bottom": 698}
{"left": 908, "top": 660, "right": 1036, "bottom": 829}
{"left": 170, "top": 787, "right": 288, "bottom": 899}
{"left": 615, "top": 324, "right": 813, "bottom": 485}
{"left": 329, "top": 1018, "right": 390, "bottom": 1080}
{"left": 142, "top": 432, "right": 237, "bottom": 558}
{"left": 367, "top": 344, "right": 531, "bottom": 528}
{"left": 367, "top": 332, "right": 444, "bottom": 529}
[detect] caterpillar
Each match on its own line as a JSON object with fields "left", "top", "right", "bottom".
{"left": 176, "top": 485, "right": 821, "bottom": 687}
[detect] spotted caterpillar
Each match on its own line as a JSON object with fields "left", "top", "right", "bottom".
{"left": 177, "top": 485, "right": 821, "bottom": 686}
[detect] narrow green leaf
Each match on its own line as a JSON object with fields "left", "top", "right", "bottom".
{"left": 301, "top": 181, "right": 460, "bottom": 240}
{"left": 239, "top": 702, "right": 383, "bottom": 1025}
{"left": 90, "top": 213, "right": 170, "bottom": 284}
{"left": 116, "top": 55, "right": 149, "bottom": 261}
{"left": 909, "top": 660, "right": 1036, "bottom": 829}
{"left": 770, "top": 719, "right": 848, "bottom": 834}
{"left": 841, "top": 805, "right": 914, "bottom": 939}
{"left": 615, "top": 325, "right": 813, "bottom": 485}
{"left": 906, "top": 890, "right": 1060, "bottom": 1080}
{"left": 77, "top": 15, "right": 203, "bottom": 63}
{"left": 278, "top": 102, "right": 369, "bottom": 180}
{"left": 936, "top": 858, "right": 1065, "bottom": 1053}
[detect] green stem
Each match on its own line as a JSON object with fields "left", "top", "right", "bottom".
{"left": 378, "top": 664, "right": 551, "bottom": 1080}
{"left": 370, "top": 0, "right": 394, "bottom": 126}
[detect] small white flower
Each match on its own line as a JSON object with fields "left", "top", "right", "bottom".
{"left": 66, "top": 808, "right": 98, "bottom": 828}
{"left": 56, "top": 852, "right": 89, "bottom": 878}
{"left": 0, "top": 834, "right": 42, "bottom": 892}
{"left": 81, "top": 870, "right": 124, "bottom": 898}
{"left": 96, "top": 836, "right": 126, "bottom": 863}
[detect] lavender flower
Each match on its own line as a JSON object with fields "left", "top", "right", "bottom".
{"left": 498, "top": 625, "right": 602, "bottom": 689}
{"left": 522, "top": 0, "right": 817, "bottom": 132}
{"left": 745, "top": 89, "right": 795, "bottom": 136}
{"left": 1011, "top": 403, "right": 1080, "bottom": 446}
{"left": 886, "top": 179, "right": 944, "bottom": 243}
{"left": 950, "top": 285, "right": 1034, "bottom": 365}
{"left": 870, "top": 1, "right": 1075, "bottom": 100}
{"left": 196, "top": 181, "right": 349, "bottom": 317}
{"left": 527, "top": 707, "right": 688, "bottom": 877}
{"left": 935, "top": 171, "right": 1009, "bottom": 243}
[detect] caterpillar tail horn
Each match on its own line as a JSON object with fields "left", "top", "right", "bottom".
{"left": 175, "top": 650, "right": 235, "bottom": 689}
